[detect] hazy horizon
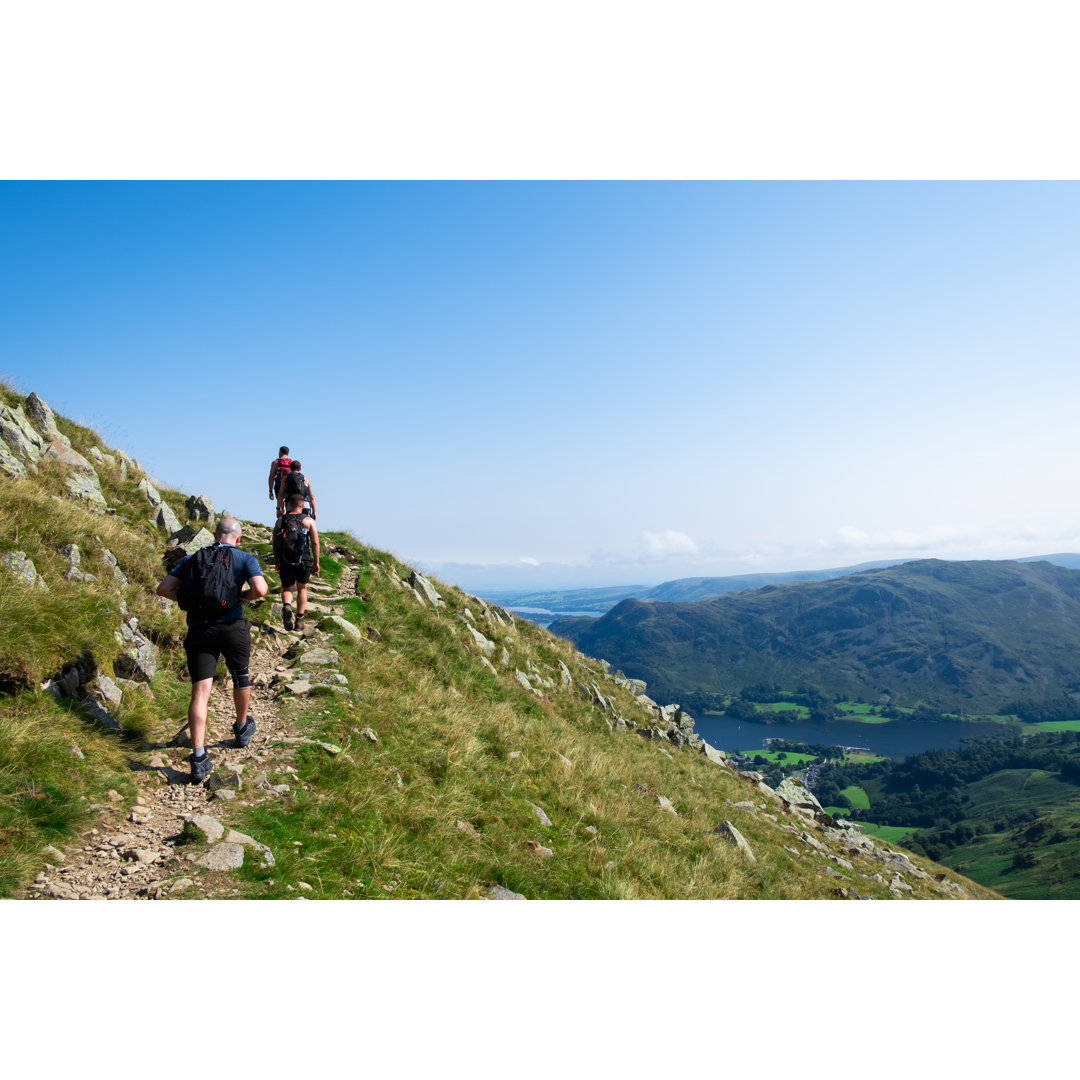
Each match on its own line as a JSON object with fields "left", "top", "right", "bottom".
{"left": 430, "top": 551, "right": 1080, "bottom": 595}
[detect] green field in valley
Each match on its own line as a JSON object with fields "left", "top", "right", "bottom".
{"left": 840, "top": 785, "right": 871, "bottom": 810}
{"left": 746, "top": 749, "right": 818, "bottom": 765}
{"left": 835, "top": 702, "right": 895, "bottom": 724}
{"left": 757, "top": 702, "right": 809, "bottom": 720}
{"left": 821, "top": 810, "right": 915, "bottom": 843}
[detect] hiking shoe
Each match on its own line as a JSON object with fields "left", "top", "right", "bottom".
{"left": 189, "top": 751, "right": 214, "bottom": 784}
{"left": 233, "top": 716, "right": 256, "bottom": 748}
{"left": 295, "top": 612, "right": 305, "bottom": 631}
{"left": 283, "top": 605, "right": 294, "bottom": 631}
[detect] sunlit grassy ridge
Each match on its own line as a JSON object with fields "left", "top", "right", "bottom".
{"left": 0, "top": 389, "right": 195, "bottom": 892}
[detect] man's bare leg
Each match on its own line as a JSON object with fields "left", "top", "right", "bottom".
{"left": 188, "top": 678, "right": 214, "bottom": 750}
{"left": 233, "top": 685, "right": 251, "bottom": 727}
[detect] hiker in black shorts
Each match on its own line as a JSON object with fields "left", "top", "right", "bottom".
{"left": 155, "top": 516, "right": 268, "bottom": 783}
{"left": 277, "top": 459, "right": 317, "bottom": 520}
{"left": 268, "top": 446, "right": 293, "bottom": 506}
{"left": 273, "top": 492, "right": 320, "bottom": 631}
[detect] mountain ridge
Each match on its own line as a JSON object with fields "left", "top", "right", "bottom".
{"left": 484, "top": 555, "right": 1080, "bottom": 615}
{"left": 550, "top": 558, "right": 1080, "bottom": 712}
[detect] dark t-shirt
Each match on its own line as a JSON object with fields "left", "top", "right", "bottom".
{"left": 171, "top": 543, "right": 264, "bottom": 626}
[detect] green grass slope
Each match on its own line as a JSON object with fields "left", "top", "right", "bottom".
{"left": 0, "top": 386, "right": 993, "bottom": 900}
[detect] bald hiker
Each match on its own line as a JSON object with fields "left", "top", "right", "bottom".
{"left": 273, "top": 492, "right": 320, "bottom": 631}
{"left": 155, "top": 516, "right": 268, "bottom": 784}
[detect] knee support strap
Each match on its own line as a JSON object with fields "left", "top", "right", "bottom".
{"left": 231, "top": 667, "right": 251, "bottom": 690}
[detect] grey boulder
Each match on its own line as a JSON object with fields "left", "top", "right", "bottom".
{"left": 2, "top": 551, "right": 48, "bottom": 590}
{"left": 25, "top": 393, "right": 70, "bottom": 447}
{"left": 185, "top": 494, "right": 215, "bottom": 521}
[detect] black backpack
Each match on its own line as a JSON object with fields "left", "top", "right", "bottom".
{"left": 274, "top": 512, "right": 309, "bottom": 567}
{"left": 283, "top": 471, "right": 308, "bottom": 499}
{"left": 176, "top": 544, "right": 240, "bottom": 617}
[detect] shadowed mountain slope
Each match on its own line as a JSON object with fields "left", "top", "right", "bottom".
{"left": 551, "top": 559, "right": 1080, "bottom": 711}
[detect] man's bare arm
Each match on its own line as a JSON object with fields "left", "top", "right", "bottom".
{"left": 243, "top": 574, "right": 269, "bottom": 602}
{"left": 156, "top": 575, "right": 181, "bottom": 601}
{"left": 306, "top": 519, "right": 320, "bottom": 574}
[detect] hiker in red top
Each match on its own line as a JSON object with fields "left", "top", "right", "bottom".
{"left": 268, "top": 446, "right": 292, "bottom": 506}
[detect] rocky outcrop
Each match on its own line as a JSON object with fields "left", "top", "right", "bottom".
{"left": 1, "top": 395, "right": 106, "bottom": 508}
{"left": 114, "top": 617, "right": 158, "bottom": 682}
{"left": 774, "top": 777, "right": 825, "bottom": 814}
{"left": 2, "top": 551, "right": 49, "bottom": 590}
{"left": 153, "top": 500, "right": 183, "bottom": 534}
{"left": 61, "top": 543, "right": 97, "bottom": 583}
{"left": 409, "top": 570, "right": 444, "bottom": 607}
{"left": 463, "top": 623, "right": 497, "bottom": 657}
{"left": 164, "top": 525, "right": 214, "bottom": 570}
{"left": 701, "top": 742, "right": 728, "bottom": 766}
{"left": 319, "top": 614, "right": 363, "bottom": 642}
{"left": 99, "top": 549, "right": 129, "bottom": 588}
{"left": 713, "top": 820, "right": 756, "bottom": 861}
{"left": 138, "top": 477, "right": 161, "bottom": 506}
{"left": 185, "top": 494, "right": 214, "bottom": 521}
{"left": 515, "top": 670, "right": 542, "bottom": 697}
{"left": 25, "top": 392, "right": 70, "bottom": 448}
{"left": 0, "top": 402, "right": 46, "bottom": 472}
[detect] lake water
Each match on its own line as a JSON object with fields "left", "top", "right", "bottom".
{"left": 692, "top": 712, "right": 1023, "bottom": 760}
{"left": 508, "top": 607, "right": 1023, "bottom": 759}
{"left": 510, "top": 607, "right": 606, "bottom": 629}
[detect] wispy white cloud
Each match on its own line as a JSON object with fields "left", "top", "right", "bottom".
{"left": 830, "top": 523, "right": 1080, "bottom": 557}
{"left": 519, "top": 556, "right": 540, "bottom": 566}
{"left": 642, "top": 529, "right": 699, "bottom": 558}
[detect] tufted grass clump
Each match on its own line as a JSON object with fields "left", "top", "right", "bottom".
{"left": 0, "top": 692, "right": 136, "bottom": 895}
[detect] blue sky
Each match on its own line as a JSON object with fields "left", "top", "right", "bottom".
{"left": 3, "top": 180, "right": 1080, "bottom": 591}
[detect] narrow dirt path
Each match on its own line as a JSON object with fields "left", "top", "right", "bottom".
{"left": 26, "top": 540, "right": 361, "bottom": 900}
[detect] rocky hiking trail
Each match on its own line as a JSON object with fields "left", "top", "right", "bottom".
{"left": 26, "top": 526, "right": 366, "bottom": 901}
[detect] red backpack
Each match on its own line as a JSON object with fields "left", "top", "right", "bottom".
{"left": 274, "top": 456, "right": 292, "bottom": 481}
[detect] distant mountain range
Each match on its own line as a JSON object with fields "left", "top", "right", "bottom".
{"left": 548, "top": 558, "right": 1080, "bottom": 712}
{"left": 484, "top": 554, "right": 1080, "bottom": 614}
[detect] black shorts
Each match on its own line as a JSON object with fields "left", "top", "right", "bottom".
{"left": 184, "top": 619, "right": 251, "bottom": 682}
{"left": 279, "top": 561, "right": 312, "bottom": 589}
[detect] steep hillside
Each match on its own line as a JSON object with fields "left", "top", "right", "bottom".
{"left": 0, "top": 387, "right": 993, "bottom": 900}
{"left": 551, "top": 559, "right": 1080, "bottom": 711}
